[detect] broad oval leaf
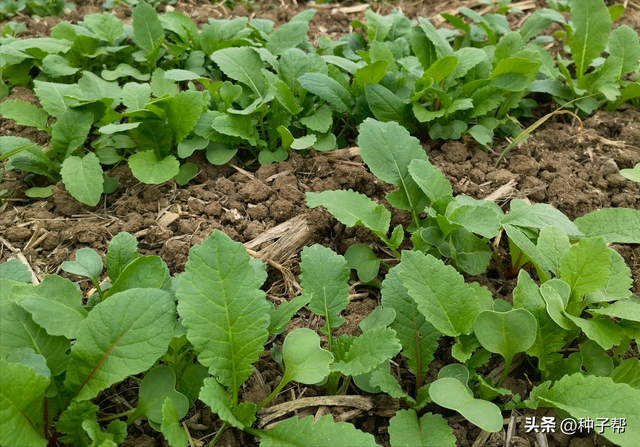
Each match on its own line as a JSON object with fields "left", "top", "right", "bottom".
{"left": 429, "top": 377, "right": 503, "bottom": 432}
{"left": 474, "top": 309, "right": 537, "bottom": 361}
{"left": 281, "top": 329, "right": 333, "bottom": 385}
{"left": 388, "top": 410, "right": 456, "bottom": 447}
{"left": 128, "top": 151, "right": 180, "bottom": 185}
{"left": 9, "top": 275, "right": 87, "bottom": 339}
{"left": 574, "top": 208, "right": 640, "bottom": 244}
{"left": 61, "top": 153, "right": 104, "bottom": 206}
{"left": 298, "top": 73, "right": 352, "bottom": 113}
{"left": 256, "top": 414, "right": 378, "bottom": 447}
{"left": 65, "top": 288, "right": 175, "bottom": 401}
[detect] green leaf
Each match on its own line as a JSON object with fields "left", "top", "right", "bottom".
{"left": 449, "top": 228, "right": 493, "bottom": 275}
{"left": 306, "top": 189, "right": 390, "bottom": 236}
{"left": 474, "top": 308, "right": 537, "bottom": 363}
{"left": 255, "top": 414, "right": 378, "bottom": 446}
{"left": 9, "top": 275, "right": 86, "bottom": 339}
{"left": 33, "top": 81, "right": 81, "bottom": 118}
{"left": 537, "top": 374, "right": 640, "bottom": 446}
{"left": 467, "top": 124, "right": 493, "bottom": 147}
{"left": 199, "top": 378, "right": 252, "bottom": 429}
{"left": 128, "top": 152, "right": 180, "bottom": 184}
{"left": 565, "top": 314, "right": 622, "bottom": 350}
{"left": 417, "top": 17, "right": 453, "bottom": 58}
{"left": 106, "top": 232, "right": 139, "bottom": 283}
{"left": 365, "top": 9, "right": 393, "bottom": 42}
{"left": 574, "top": 208, "right": 640, "bottom": 244}
{"left": 281, "top": 329, "right": 333, "bottom": 385}
{"left": 83, "top": 13, "right": 123, "bottom": 45}
{"left": 399, "top": 250, "right": 478, "bottom": 337}
{"left": 51, "top": 109, "right": 93, "bottom": 158}
{"left": 102, "top": 63, "right": 150, "bottom": 82}
{"left": 105, "top": 256, "right": 166, "bottom": 298}
{"left": 558, "top": 237, "right": 611, "bottom": 298}
{"left": 4, "top": 348, "right": 50, "bottom": 380}
{"left": 503, "top": 224, "right": 552, "bottom": 281}
{"left": 537, "top": 226, "right": 570, "bottom": 276}
{"left": 212, "top": 113, "right": 256, "bottom": 146}
{"left": 611, "top": 358, "right": 640, "bottom": 388}
{"left": 61, "top": 153, "right": 104, "bottom": 206}
{"left": 77, "top": 71, "right": 121, "bottom": 103}
{"left": 569, "top": 0, "right": 612, "bottom": 79}
{"left": 365, "top": 83, "right": 408, "bottom": 124}
{"left": 448, "top": 205, "right": 501, "bottom": 238}
{"left": 590, "top": 300, "right": 640, "bottom": 323}
{"left": 430, "top": 377, "right": 503, "bottom": 432}
{"left": 271, "top": 80, "right": 300, "bottom": 115}
{"left": 267, "top": 294, "right": 311, "bottom": 336}
{"left": 211, "top": 47, "right": 267, "bottom": 97}
{"left": 99, "top": 122, "right": 140, "bottom": 134}
{"left": 331, "top": 327, "right": 401, "bottom": 376}
{"left": 135, "top": 120, "right": 172, "bottom": 158}
{"left": 358, "top": 119, "right": 428, "bottom": 212}
{"left": 512, "top": 271, "right": 566, "bottom": 368}
{"left": 150, "top": 69, "right": 178, "bottom": 98}
{"left": 174, "top": 163, "right": 198, "bottom": 186}
{"left": 620, "top": 163, "right": 640, "bottom": 183}
{"left": 579, "top": 339, "right": 614, "bottom": 376}
{"left": 61, "top": 247, "right": 103, "bottom": 284}
{"left": 0, "top": 360, "right": 48, "bottom": 447}
{"left": 540, "top": 279, "right": 574, "bottom": 331}
{"left": 300, "top": 244, "right": 350, "bottom": 333}
{"left": 584, "top": 249, "right": 632, "bottom": 304}
{"left": 299, "top": 72, "right": 352, "bottom": 113}
{"left": 176, "top": 230, "right": 269, "bottom": 391}
{"left": 121, "top": 83, "right": 151, "bottom": 111}
{"left": 502, "top": 199, "right": 581, "bottom": 236}
{"left": 388, "top": 410, "right": 456, "bottom": 447}
{"left": 424, "top": 56, "right": 458, "bottom": 84}
{"left": 0, "top": 279, "right": 70, "bottom": 377}
{"left": 381, "top": 266, "right": 440, "bottom": 385}
{"left": 354, "top": 60, "right": 388, "bottom": 89}
{"left": 132, "top": 2, "right": 164, "bottom": 55}
{"left": 0, "top": 100, "right": 49, "bottom": 131}
{"left": 608, "top": 25, "right": 640, "bottom": 82}
{"left": 65, "top": 288, "right": 175, "bottom": 401}
{"left": 167, "top": 90, "right": 205, "bottom": 144}
{"left": 0, "top": 259, "right": 31, "bottom": 283}
{"left": 267, "top": 21, "right": 309, "bottom": 56}
{"left": 56, "top": 401, "right": 98, "bottom": 447}
{"left": 161, "top": 398, "right": 188, "bottom": 447}
{"left": 300, "top": 106, "right": 332, "bottom": 133}
{"left": 344, "top": 244, "right": 380, "bottom": 283}
{"left": 134, "top": 367, "right": 189, "bottom": 424}
{"left": 279, "top": 48, "right": 311, "bottom": 95}
{"left": 407, "top": 158, "right": 452, "bottom": 203}
{"left": 291, "top": 134, "right": 316, "bottom": 150}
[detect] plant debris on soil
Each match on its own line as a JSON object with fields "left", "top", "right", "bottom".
{"left": 1, "top": 1, "right": 639, "bottom": 447}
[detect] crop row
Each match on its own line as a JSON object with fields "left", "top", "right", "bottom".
{"left": 1, "top": 0, "right": 640, "bottom": 204}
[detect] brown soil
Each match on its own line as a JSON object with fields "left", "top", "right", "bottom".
{"left": 1, "top": 2, "right": 639, "bottom": 447}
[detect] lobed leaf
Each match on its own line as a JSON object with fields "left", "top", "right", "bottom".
{"left": 176, "top": 230, "right": 269, "bottom": 391}
{"left": 0, "top": 100, "right": 49, "bottom": 131}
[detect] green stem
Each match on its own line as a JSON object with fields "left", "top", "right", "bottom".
{"left": 256, "top": 378, "right": 289, "bottom": 412}
{"left": 336, "top": 376, "right": 351, "bottom": 395}
{"left": 98, "top": 409, "right": 135, "bottom": 423}
{"left": 497, "top": 356, "right": 512, "bottom": 388}
{"left": 210, "top": 422, "right": 229, "bottom": 447}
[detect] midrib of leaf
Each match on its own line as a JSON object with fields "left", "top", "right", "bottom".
{"left": 140, "top": 21, "right": 160, "bottom": 53}
{"left": 2, "top": 395, "right": 38, "bottom": 432}
{"left": 74, "top": 330, "right": 129, "bottom": 398}
{"left": 76, "top": 159, "right": 96, "bottom": 197}
{"left": 412, "top": 315, "right": 422, "bottom": 384}
{"left": 18, "top": 315, "right": 46, "bottom": 358}
{"left": 235, "top": 65, "right": 263, "bottom": 99}
{"left": 219, "top": 247, "right": 239, "bottom": 402}
{"left": 577, "top": 4, "right": 593, "bottom": 78}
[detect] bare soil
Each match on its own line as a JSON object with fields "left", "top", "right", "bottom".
{"left": 1, "top": 2, "right": 639, "bottom": 447}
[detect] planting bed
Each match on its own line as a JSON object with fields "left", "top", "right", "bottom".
{"left": 1, "top": 1, "right": 640, "bottom": 447}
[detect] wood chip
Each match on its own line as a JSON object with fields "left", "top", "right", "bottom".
{"left": 258, "top": 395, "right": 373, "bottom": 427}
{"left": 157, "top": 211, "right": 180, "bottom": 228}
{"left": 332, "top": 4, "right": 369, "bottom": 14}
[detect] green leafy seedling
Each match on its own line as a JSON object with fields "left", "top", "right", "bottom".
{"left": 127, "top": 366, "right": 189, "bottom": 426}
{"left": 429, "top": 377, "right": 503, "bottom": 432}
{"left": 344, "top": 244, "right": 381, "bottom": 283}
{"left": 474, "top": 308, "right": 537, "bottom": 387}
